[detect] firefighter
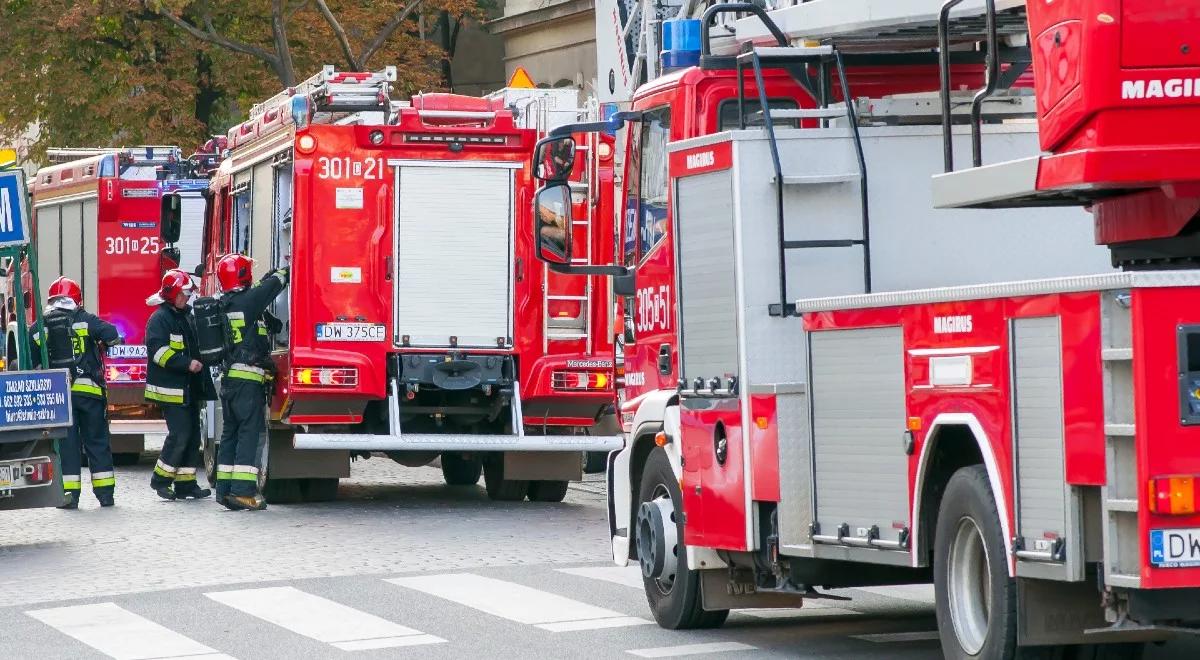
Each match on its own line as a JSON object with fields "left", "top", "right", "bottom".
{"left": 31, "top": 277, "right": 123, "bottom": 509}
{"left": 214, "top": 253, "right": 288, "bottom": 511}
{"left": 145, "top": 269, "right": 216, "bottom": 501}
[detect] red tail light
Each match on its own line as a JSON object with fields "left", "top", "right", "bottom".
{"left": 1149, "top": 476, "right": 1200, "bottom": 516}
{"left": 291, "top": 367, "right": 358, "bottom": 387}
{"left": 25, "top": 458, "right": 53, "bottom": 485}
{"left": 106, "top": 364, "right": 147, "bottom": 383}
{"left": 552, "top": 370, "right": 611, "bottom": 392}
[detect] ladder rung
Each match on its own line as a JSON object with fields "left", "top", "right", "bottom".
{"left": 741, "top": 46, "right": 834, "bottom": 61}
{"left": 547, "top": 295, "right": 588, "bottom": 301}
{"left": 783, "top": 239, "right": 864, "bottom": 249}
{"left": 1105, "top": 498, "right": 1138, "bottom": 513}
{"left": 1104, "top": 423, "right": 1135, "bottom": 437}
{"left": 547, "top": 333, "right": 588, "bottom": 339}
{"left": 762, "top": 105, "right": 847, "bottom": 120}
{"left": 1101, "top": 348, "right": 1133, "bottom": 361}
{"left": 571, "top": 221, "right": 590, "bottom": 226}
{"left": 773, "top": 173, "right": 859, "bottom": 186}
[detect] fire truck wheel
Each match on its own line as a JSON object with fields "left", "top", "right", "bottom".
{"left": 935, "top": 465, "right": 1018, "bottom": 660}
{"left": 441, "top": 453, "right": 483, "bottom": 486}
{"left": 300, "top": 478, "right": 339, "bottom": 503}
{"left": 637, "top": 448, "right": 728, "bottom": 630}
{"left": 483, "top": 458, "right": 529, "bottom": 501}
{"left": 583, "top": 451, "right": 607, "bottom": 474}
{"left": 527, "top": 480, "right": 569, "bottom": 502}
{"left": 262, "top": 478, "right": 303, "bottom": 504}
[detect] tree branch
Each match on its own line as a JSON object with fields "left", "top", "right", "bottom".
{"left": 313, "top": 0, "right": 361, "bottom": 69}
{"left": 271, "top": 0, "right": 297, "bottom": 86}
{"left": 359, "top": 0, "right": 426, "bottom": 68}
{"left": 148, "top": 2, "right": 279, "bottom": 66}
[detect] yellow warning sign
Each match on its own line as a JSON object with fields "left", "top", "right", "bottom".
{"left": 0, "top": 149, "right": 17, "bottom": 168}
{"left": 507, "top": 67, "right": 536, "bottom": 89}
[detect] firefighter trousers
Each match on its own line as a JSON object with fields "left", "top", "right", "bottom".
{"left": 61, "top": 395, "right": 115, "bottom": 499}
{"left": 152, "top": 401, "right": 204, "bottom": 493}
{"left": 216, "top": 380, "right": 266, "bottom": 498}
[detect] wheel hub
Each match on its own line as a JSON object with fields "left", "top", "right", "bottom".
{"left": 636, "top": 494, "right": 679, "bottom": 590}
{"left": 947, "top": 516, "right": 992, "bottom": 655}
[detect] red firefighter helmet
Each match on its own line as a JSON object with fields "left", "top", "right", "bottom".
{"left": 159, "top": 270, "right": 193, "bottom": 301}
{"left": 47, "top": 277, "right": 83, "bottom": 305}
{"left": 216, "top": 253, "right": 254, "bottom": 292}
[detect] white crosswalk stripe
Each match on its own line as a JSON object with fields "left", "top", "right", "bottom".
{"left": 205, "top": 586, "right": 444, "bottom": 651}
{"left": 25, "top": 602, "right": 235, "bottom": 660}
{"left": 388, "top": 573, "right": 653, "bottom": 631}
{"left": 627, "top": 641, "right": 758, "bottom": 657}
{"left": 556, "top": 565, "right": 646, "bottom": 589}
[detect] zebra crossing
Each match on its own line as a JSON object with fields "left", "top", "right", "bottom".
{"left": 19, "top": 566, "right": 941, "bottom": 659}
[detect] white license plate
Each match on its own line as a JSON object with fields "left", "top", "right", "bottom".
{"left": 316, "top": 323, "right": 386, "bottom": 342}
{"left": 1150, "top": 528, "right": 1200, "bottom": 568}
{"left": 108, "top": 344, "right": 148, "bottom": 359}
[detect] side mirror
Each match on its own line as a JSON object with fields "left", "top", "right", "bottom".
{"left": 533, "top": 136, "right": 576, "bottom": 182}
{"left": 160, "top": 247, "right": 180, "bottom": 271}
{"left": 535, "top": 184, "right": 572, "bottom": 265}
{"left": 193, "top": 263, "right": 205, "bottom": 278}
{"left": 613, "top": 270, "right": 636, "bottom": 297}
{"left": 161, "top": 193, "right": 182, "bottom": 244}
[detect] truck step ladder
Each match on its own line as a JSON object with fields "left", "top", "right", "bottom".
{"left": 249, "top": 65, "right": 397, "bottom": 122}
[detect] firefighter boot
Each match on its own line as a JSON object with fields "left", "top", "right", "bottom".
{"left": 155, "top": 486, "right": 177, "bottom": 501}
{"left": 96, "top": 491, "right": 114, "bottom": 507}
{"left": 225, "top": 495, "right": 267, "bottom": 511}
{"left": 57, "top": 491, "right": 80, "bottom": 510}
{"left": 175, "top": 484, "right": 212, "bottom": 500}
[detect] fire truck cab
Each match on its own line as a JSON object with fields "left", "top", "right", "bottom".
{"left": 196, "top": 67, "right": 620, "bottom": 504}
{"left": 537, "top": 0, "right": 1200, "bottom": 655}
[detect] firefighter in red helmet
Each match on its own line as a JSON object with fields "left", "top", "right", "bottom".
{"left": 214, "top": 254, "right": 287, "bottom": 510}
{"left": 145, "top": 270, "right": 216, "bottom": 500}
{"left": 31, "top": 276, "right": 123, "bottom": 508}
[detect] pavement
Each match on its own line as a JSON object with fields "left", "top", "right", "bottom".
{"left": 0, "top": 455, "right": 1194, "bottom": 659}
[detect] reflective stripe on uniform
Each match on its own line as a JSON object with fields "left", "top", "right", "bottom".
{"left": 257, "top": 321, "right": 268, "bottom": 336}
{"left": 227, "top": 363, "right": 265, "bottom": 383}
{"left": 63, "top": 474, "right": 81, "bottom": 491}
{"left": 153, "top": 346, "right": 176, "bottom": 368}
{"left": 145, "top": 384, "right": 185, "bottom": 404}
{"left": 153, "top": 459, "right": 177, "bottom": 478}
{"left": 177, "top": 467, "right": 197, "bottom": 475}
{"left": 71, "top": 377, "right": 104, "bottom": 396}
{"left": 174, "top": 473, "right": 197, "bottom": 483}
{"left": 176, "top": 467, "right": 197, "bottom": 483}
{"left": 72, "top": 322, "right": 90, "bottom": 335}
{"left": 91, "top": 470, "right": 115, "bottom": 488}
{"left": 216, "top": 464, "right": 233, "bottom": 481}
{"left": 168, "top": 333, "right": 185, "bottom": 350}
{"left": 231, "top": 464, "right": 259, "bottom": 482}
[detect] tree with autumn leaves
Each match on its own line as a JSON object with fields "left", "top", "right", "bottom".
{"left": 0, "top": 0, "right": 486, "bottom": 159}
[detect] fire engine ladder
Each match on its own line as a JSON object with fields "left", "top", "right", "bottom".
{"left": 543, "top": 131, "right": 598, "bottom": 352}
{"left": 249, "top": 65, "right": 397, "bottom": 123}
{"left": 709, "top": 4, "right": 871, "bottom": 317}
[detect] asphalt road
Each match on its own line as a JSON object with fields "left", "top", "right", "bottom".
{"left": 0, "top": 455, "right": 1193, "bottom": 659}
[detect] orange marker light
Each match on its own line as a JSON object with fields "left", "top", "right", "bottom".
{"left": 655, "top": 431, "right": 670, "bottom": 447}
{"left": 1150, "top": 475, "right": 1198, "bottom": 515}
{"left": 907, "top": 417, "right": 922, "bottom": 432}
{"left": 755, "top": 416, "right": 769, "bottom": 430}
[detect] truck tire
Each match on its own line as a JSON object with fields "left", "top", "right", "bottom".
{"left": 935, "top": 465, "right": 1020, "bottom": 660}
{"left": 263, "top": 478, "right": 303, "bottom": 504}
{"left": 637, "top": 447, "right": 728, "bottom": 630}
{"left": 112, "top": 452, "right": 141, "bottom": 466}
{"left": 301, "top": 478, "right": 338, "bottom": 503}
{"left": 441, "top": 453, "right": 482, "bottom": 486}
{"left": 528, "top": 480, "right": 569, "bottom": 502}
{"left": 483, "top": 458, "right": 528, "bottom": 501}
{"left": 583, "top": 451, "right": 607, "bottom": 474}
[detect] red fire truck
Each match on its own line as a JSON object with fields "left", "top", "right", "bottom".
{"left": 535, "top": 0, "right": 1200, "bottom": 656}
{"left": 2, "top": 146, "right": 209, "bottom": 463}
{"left": 191, "top": 66, "right": 620, "bottom": 504}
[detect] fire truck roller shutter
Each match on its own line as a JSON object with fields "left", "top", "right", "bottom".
{"left": 809, "top": 326, "right": 910, "bottom": 551}
{"left": 393, "top": 163, "right": 517, "bottom": 348}
{"left": 36, "top": 205, "right": 61, "bottom": 289}
{"left": 60, "top": 203, "right": 84, "bottom": 300}
{"left": 177, "top": 193, "right": 206, "bottom": 273}
{"left": 250, "top": 162, "right": 275, "bottom": 280}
